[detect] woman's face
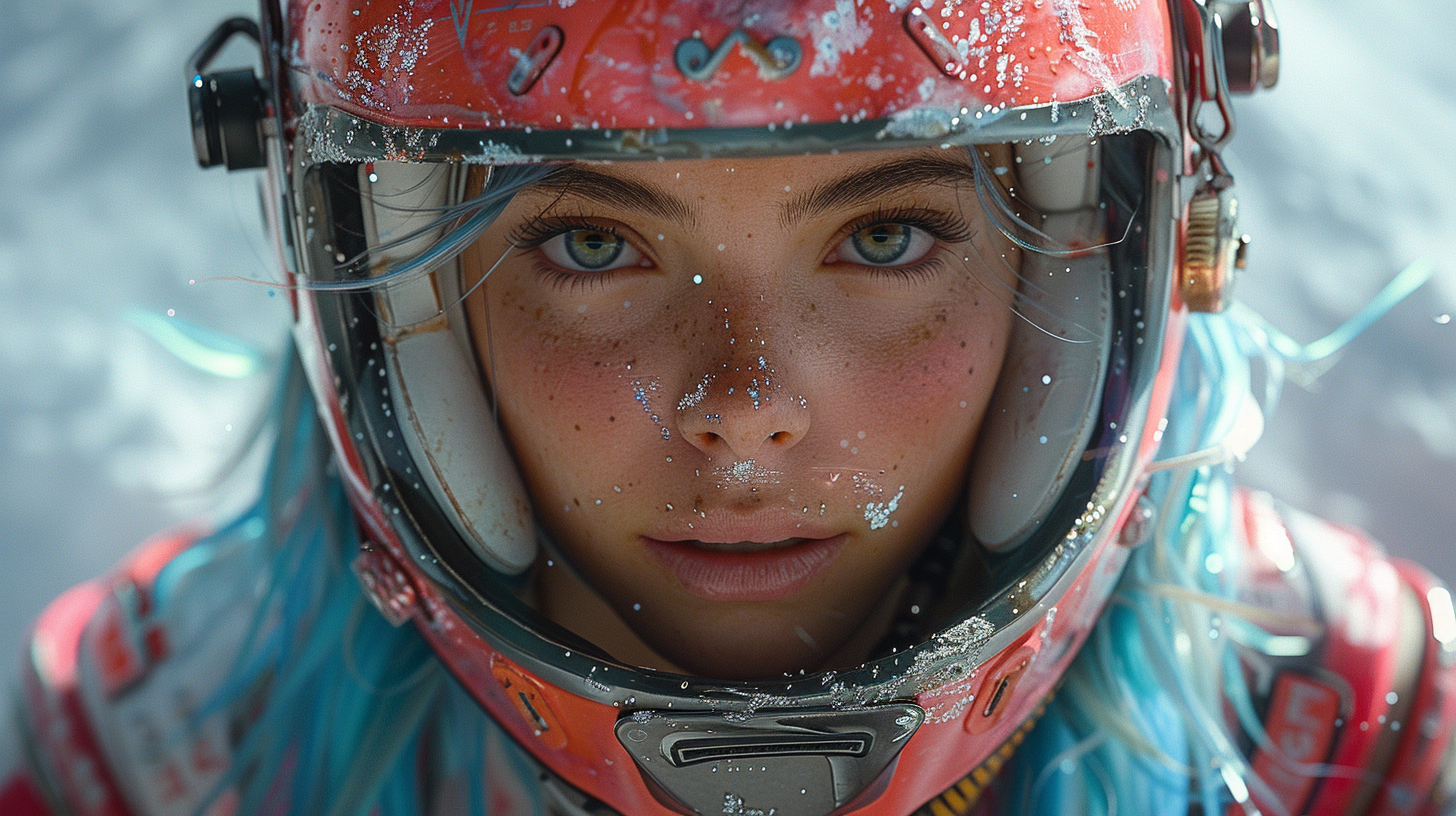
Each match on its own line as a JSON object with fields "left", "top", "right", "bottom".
{"left": 464, "top": 147, "right": 1018, "bottom": 679}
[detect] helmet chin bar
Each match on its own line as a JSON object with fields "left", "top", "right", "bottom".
{"left": 616, "top": 706, "right": 924, "bottom": 816}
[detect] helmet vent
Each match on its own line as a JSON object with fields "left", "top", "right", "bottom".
{"left": 617, "top": 705, "right": 922, "bottom": 816}
{"left": 666, "top": 733, "right": 872, "bottom": 766}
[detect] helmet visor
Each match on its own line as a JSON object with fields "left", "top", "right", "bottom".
{"left": 293, "top": 115, "right": 1174, "bottom": 689}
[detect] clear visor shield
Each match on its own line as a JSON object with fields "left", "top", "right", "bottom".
{"left": 291, "top": 112, "right": 1174, "bottom": 693}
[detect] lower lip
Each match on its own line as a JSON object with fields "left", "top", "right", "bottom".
{"left": 642, "top": 535, "right": 847, "bottom": 602}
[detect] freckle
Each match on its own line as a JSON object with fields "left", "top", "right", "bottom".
{"left": 609, "top": 416, "right": 616, "bottom": 422}
{"left": 960, "top": 341, "right": 966, "bottom": 348}
{"left": 573, "top": 498, "right": 581, "bottom": 506}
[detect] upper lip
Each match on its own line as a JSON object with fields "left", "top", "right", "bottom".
{"left": 647, "top": 508, "right": 839, "bottom": 545}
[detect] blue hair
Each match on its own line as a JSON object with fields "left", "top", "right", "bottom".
{"left": 999, "top": 259, "right": 1435, "bottom": 816}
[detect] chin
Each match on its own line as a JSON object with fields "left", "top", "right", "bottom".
{"left": 633, "top": 606, "right": 852, "bottom": 681}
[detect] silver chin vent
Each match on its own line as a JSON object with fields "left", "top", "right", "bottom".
{"left": 615, "top": 704, "right": 925, "bottom": 816}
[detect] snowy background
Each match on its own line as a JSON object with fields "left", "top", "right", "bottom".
{"left": 1, "top": 0, "right": 1453, "bottom": 764}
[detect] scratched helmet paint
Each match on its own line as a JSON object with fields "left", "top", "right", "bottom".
{"left": 189, "top": 1, "right": 1276, "bottom": 813}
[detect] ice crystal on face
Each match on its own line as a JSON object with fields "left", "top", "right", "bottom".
{"left": 631, "top": 379, "right": 671, "bottom": 440}
{"left": 678, "top": 374, "right": 711, "bottom": 411}
{"left": 863, "top": 486, "right": 904, "bottom": 530}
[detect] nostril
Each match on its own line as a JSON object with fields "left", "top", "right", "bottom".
{"left": 769, "top": 431, "right": 792, "bottom": 444}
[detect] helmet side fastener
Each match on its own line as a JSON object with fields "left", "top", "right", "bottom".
{"left": 187, "top": 17, "right": 266, "bottom": 171}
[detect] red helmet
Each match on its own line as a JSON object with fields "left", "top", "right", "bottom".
{"left": 189, "top": 1, "right": 1277, "bottom": 813}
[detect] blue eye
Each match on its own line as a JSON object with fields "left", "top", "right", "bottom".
{"left": 542, "top": 229, "right": 644, "bottom": 272}
{"left": 836, "top": 223, "right": 935, "bottom": 267}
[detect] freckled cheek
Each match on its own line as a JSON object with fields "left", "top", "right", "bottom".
{"left": 848, "top": 328, "right": 1002, "bottom": 423}
{"left": 492, "top": 317, "right": 677, "bottom": 461}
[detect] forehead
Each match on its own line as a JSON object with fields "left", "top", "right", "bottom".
{"left": 501, "top": 146, "right": 988, "bottom": 228}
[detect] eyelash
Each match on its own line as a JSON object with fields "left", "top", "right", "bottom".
{"left": 509, "top": 215, "right": 623, "bottom": 249}
{"left": 843, "top": 206, "right": 973, "bottom": 246}
{"left": 507, "top": 206, "right": 972, "bottom": 288}
{"left": 836, "top": 206, "right": 971, "bottom": 283}
{"left": 509, "top": 216, "right": 644, "bottom": 290}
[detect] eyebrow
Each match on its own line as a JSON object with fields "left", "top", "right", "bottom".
{"left": 779, "top": 155, "right": 977, "bottom": 228}
{"left": 527, "top": 165, "right": 698, "bottom": 226}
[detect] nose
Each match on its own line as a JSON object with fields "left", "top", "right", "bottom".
{"left": 676, "top": 361, "right": 810, "bottom": 460}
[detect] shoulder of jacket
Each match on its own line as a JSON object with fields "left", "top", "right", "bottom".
{"left": 0, "top": 769, "right": 61, "bottom": 816}
{"left": 1231, "top": 488, "right": 1456, "bottom": 816}
{"left": 18, "top": 525, "right": 259, "bottom": 816}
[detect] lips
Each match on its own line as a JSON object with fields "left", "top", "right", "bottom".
{"left": 643, "top": 534, "right": 846, "bottom": 602}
